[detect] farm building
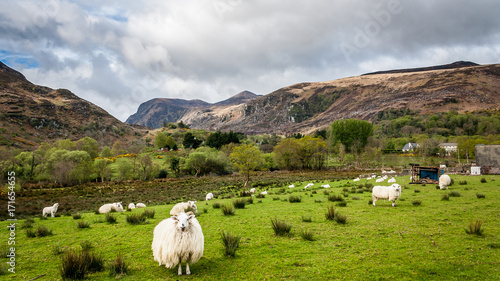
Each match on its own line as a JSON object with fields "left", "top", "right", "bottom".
{"left": 409, "top": 164, "right": 444, "bottom": 184}
{"left": 475, "top": 145, "right": 500, "bottom": 174}
{"left": 438, "top": 142, "right": 458, "bottom": 156}
{"left": 402, "top": 143, "right": 418, "bottom": 152}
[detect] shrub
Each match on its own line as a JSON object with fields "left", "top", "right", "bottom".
{"left": 222, "top": 205, "right": 235, "bottom": 216}
{"left": 301, "top": 216, "right": 312, "bottom": 222}
{"left": 271, "top": 218, "right": 292, "bottom": 236}
{"left": 300, "top": 230, "right": 315, "bottom": 241}
{"left": 105, "top": 213, "right": 117, "bottom": 224}
{"left": 328, "top": 194, "right": 344, "bottom": 202}
{"left": 449, "top": 191, "right": 461, "bottom": 197}
{"left": 220, "top": 231, "right": 242, "bottom": 257}
{"left": 325, "top": 206, "right": 336, "bottom": 221}
{"left": 465, "top": 220, "right": 484, "bottom": 236}
{"left": 441, "top": 194, "right": 450, "bottom": 201}
{"left": 77, "top": 221, "right": 90, "bottom": 229}
{"left": 288, "top": 195, "right": 302, "bottom": 203}
{"left": 212, "top": 202, "right": 221, "bottom": 209}
{"left": 108, "top": 253, "right": 128, "bottom": 277}
{"left": 36, "top": 225, "right": 53, "bottom": 237}
{"left": 412, "top": 200, "right": 422, "bottom": 206}
{"left": 476, "top": 193, "right": 486, "bottom": 199}
{"left": 126, "top": 213, "right": 146, "bottom": 225}
{"left": 232, "top": 199, "right": 246, "bottom": 209}
{"left": 480, "top": 177, "right": 487, "bottom": 183}
{"left": 142, "top": 209, "right": 156, "bottom": 219}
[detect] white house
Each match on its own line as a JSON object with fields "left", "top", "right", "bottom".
{"left": 402, "top": 143, "right": 418, "bottom": 152}
{"left": 439, "top": 143, "right": 458, "bottom": 155}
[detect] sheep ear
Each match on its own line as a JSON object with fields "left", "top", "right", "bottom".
{"left": 187, "top": 211, "right": 195, "bottom": 219}
{"left": 172, "top": 216, "right": 178, "bottom": 221}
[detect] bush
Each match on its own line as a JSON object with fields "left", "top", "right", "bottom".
{"left": 449, "top": 191, "right": 461, "bottom": 197}
{"left": 77, "top": 221, "right": 90, "bottom": 229}
{"left": 222, "top": 205, "right": 235, "bottom": 216}
{"left": 53, "top": 243, "right": 65, "bottom": 256}
{"left": 476, "top": 193, "right": 486, "bottom": 199}
{"left": 126, "top": 213, "right": 146, "bottom": 225}
{"left": 108, "top": 253, "right": 128, "bottom": 277}
{"left": 256, "top": 193, "right": 266, "bottom": 199}
{"left": 220, "top": 231, "right": 242, "bottom": 257}
{"left": 232, "top": 199, "right": 246, "bottom": 209}
{"left": 300, "top": 230, "right": 315, "bottom": 241}
{"left": 465, "top": 220, "right": 484, "bottom": 236}
{"left": 271, "top": 218, "right": 292, "bottom": 236}
{"left": 288, "top": 195, "right": 302, "bottom": 203}
{"left": 414, "top": 189, "right": 421, "bottom": 193}
{"left": 105, "top": 213, "right": 117, "bottom": 224}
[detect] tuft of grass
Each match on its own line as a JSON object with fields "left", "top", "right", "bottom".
{"left": 414, "top": 189, "right": 421, "bottom": 193}
{"left": 368, "top": 199, "right": 373, "bottom": 205}
{"left": 220, "top": 231, "right": 242, "bottom": 257}
{"left": 246, "top": 197, "right": 254, "bottom": 204}
{"left": 108, "top": 253, "right": 128, "bottom": 277}
{"left": 72, "top": 213, "right": 82, "bottom": 220}
{"left": 126, "top": 213, "right": 146, "bottom": 225}
{"left": 26, "top": 228, "right": 37, "bottom": 238}
{"left": 449, "top": 191, "right": 461, "bottom": 197}
{"left": 212, "top": 202, "right": 221, "bottom": 209}
{"left": 271, "top": 218, "right": 292, "bottom": 236}
{"left": 441, "top": 194, "right": 450, "bottom": 201}
{"left": 77, "top": 221, "right": 90, "bottom": 229}
{"left": 459, "top": 180, "right": 468, "bottom": 185}
{"left": 60, "top": 249, "right": 104, "bottom": 280}
{"left": 480, "top": 177, "right": 487, "bottom": 183}
{"left": 53, "top": 243, "right": 65, "bottom": 256}
{"left": 336, "top": 201, "right": 347, "bottom": 207}
{"left": 334, "top": 213, "right": 347, "bottom": 224}
{"left": 105, "top": 213, "right": 117, "bottom": 224}
{"left": 222, "top": 204, "right": 235, "bottom": 216}
{"left": 300, "top": 230, "right": 316, "bottom": 241}
{"left": 476, "top": 193, "right": 486, "bottom": 199}
{"left": 288, "top": 195, "right": 302, "bottom": 203}
{"left": 232, "top": 199, "right": 247, "bottom": 209}
{"left": 80, "top": 240, "right": 93, "bottom": 252}
{"left": 21, "top": 218, "right": 34, "bottom": 229}
{"left": 412, "top": 200, "right": 422, "bottom": 206}
{"left": 328, "top": 194, "right": 344, "bottom": 202}
{"left": 141, "top": 209, "right": 155, "bottom": 219}
{"left": 301, "top": 216, "right": 312, "bottom": 223}
{"left": 325, "top": 205, "right": 336, "bottom": 221}
{"left": 36, "top": 225, "right": 53, "bottom": 237}
{"left": 465, "top": 219, "right": 484, "bottom": 236}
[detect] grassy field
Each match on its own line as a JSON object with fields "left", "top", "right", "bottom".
{"left": 1, "top": 174, "right": 499, "bottom": 280}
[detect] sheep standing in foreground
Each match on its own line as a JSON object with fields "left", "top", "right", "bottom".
{"left": 170, "top": 201, "right": 198, "bottom": 216}
{"left": 439, "top": 174, "right": 452, "bottom": 190}
{"left": 152, "top": 212, "right": 204, "bottom": 275}
{"left": 136, "top": 203, "right": 146, "bottom": 208}
{"left": 205, "top": 193, "right": 214, "bottom": 201}
{"left": 128, "top": 203, "right": 136, "bottom": 210}
{"left": 42, "top": 203, "right": 59, "bottom": 217}
{"left": 372, "top": 184, "right": 402, "bottom": 207}
{"left": 99, "top": 202, "right": 124, "bottom": 213}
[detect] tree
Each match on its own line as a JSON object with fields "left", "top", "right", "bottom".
{"left": 138, "top": 155, "right": 155, "bottom": 181}
{"left": 75, "top": 137, "right": 99, "bottom": 159}
{"left": 94, "top": 158, "right": 112, "bottom": 182}
{"left": 116, "top": 158, "right": 134, "bottom": 180}
{"left": 111, "top": 140, "right": 125, "bottom": 156}
{"left": 184, "top": 152, "right": 207, "bottom": 177}
{"left": 297, "top": 136, "right": 327, "bottom": 170}
{"left": 100, "top": 146, "right": 113, "bottom": 158}
{"left": 273, "top": 138, "right": 302, "bottom": 170}
{"left": 56, "top": 139, "right": 76, "bottom": 151}
{"left": 183, "top": 132, "right": 202, "bottom": 149}
{"left": 330, "top": 119, "right": 373, "bottom": 153}
{"left": 230, "top": 144, "right": 265, "bottom": 185}
{"left": 206, "top": 131, "right": 242, "bottom": 149}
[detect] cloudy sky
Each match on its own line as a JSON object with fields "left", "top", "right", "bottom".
{"left": 1, "top": 0, "right": 499, "bottom": 122}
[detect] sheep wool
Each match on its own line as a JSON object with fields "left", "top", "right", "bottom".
{"left": 152, "top": 212, "right": 204, "bottom": 275}
{"left": 439, "top": 174, "right": 452, "bottom": 189}
{"left": 387, "top": 177, "right": 396, "bottom": 183}
{"left": 42, "top": 203, "right": 59, "bottom": 217}
{"left": 128, "top": 203, "right": 136, "bottom": 210}
{"left": 372, "top": 184, "right": 402, "bottom": 207}
{"left": 136, "top": 203, "right": 146, "bottom": 208}
{"left": 98, "top": 202, "right": 124, "bottom": 214}
{"left": 170, "top": 201, "right": 198, "bottom": 216}
{"left": 249, "top": 188, "right": 256, "bottom": 193}
{"left": 205, "top": 193, "right": 214, "bottom": 201}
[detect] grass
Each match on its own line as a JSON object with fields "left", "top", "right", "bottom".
{"left": 77, "top": 221, "right": 90, "bottom": 229}
{"left": 271, "top": 218, "right": 292, "bottom": 236}
{"left": 126, "top": 213, "right": 146, "bottom": 225}
{"left": 108, "top": 253, "right": 128, "bottom": 277}
{"left": 300, "top": 230, "right": 316, "bottom": 241}
{"left": 2, "top": 174, "right": 500, "bottom": 280}
{"left": 465, "top": 219, "right": 484, "bottom": 236}
{"left": 105, "top": 213, "right": 117, "bottom": 224}
{"left": 222, "top": 204, "right": 235, "bottom": 215}
{"left": 220, "top": 231, "right": 242, "bottom": 257}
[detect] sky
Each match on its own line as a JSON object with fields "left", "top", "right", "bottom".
{"left": 1, "top": 0, "right": 499, "bottom": 122}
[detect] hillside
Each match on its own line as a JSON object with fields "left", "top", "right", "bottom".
{"left": 0, "top": 62, "right": 145, "bottom": 148}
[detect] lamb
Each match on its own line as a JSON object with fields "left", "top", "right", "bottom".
{"left": 321, "top": 184, "right": 331, "bottom": 188}
{"left": 249, "top": 188, "right": 256, "bottom": 193}
{"left": 136, "top": 203, "right": 146, "bottom": 208}
{"left": 205, "top": 193, "right": 214, "bottom": 201}
{"left": 288, "top": 184, "right": 295, "bottom": 188}
{"left": 170, "top": 201, "right": 198, "bottom": 216}
{"left": 260, "top": 191, "right": 268, "bottom": 195}
{"left": 372, "top": 184, "right": 402, "bottom": 207}
{"left": 439, "top": 174, "right": 452, "bottom": 190}
{"left": 375, "top": 178, "right": 385, "bottom": 183}
{"left": 353, "top": 178, "right": 360, "bottom": 182}
{"left": 304, "top": 183, "right": 314, "bottom": 189}
{"left": 42, "top": 203, "right": 59, "bottom": 217}
{"left": 387, "top": 177, "right": 396, "bottom": 183}
{"left": 151, "top": 212, "right": 204, "bottom": 275}
{"left": 128, "top": 203, "right": 136, "bottom": 210}
{"left": 98, "top": 202, "right": 124, "bottom": 214}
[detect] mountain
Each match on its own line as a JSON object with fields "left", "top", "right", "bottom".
{"left": 0, "top": 61, "right": 145, "bottom": 148}
{"left": 362, "top": 61, "right": 480, "bottom": 76}
{"left": 127, "top": 61, "right": 500, "bottom": 135}
{"left": 125, "top": 91, "right": 260, "bottom": 128}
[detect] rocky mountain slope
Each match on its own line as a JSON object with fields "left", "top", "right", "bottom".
{"left": 128, "top": 62, "right": 500, "bottom": 135}
{"left": 0, "top": 62, "right": 145, "bottom": 148}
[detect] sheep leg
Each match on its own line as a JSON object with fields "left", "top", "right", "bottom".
{"left": 392, "top": 200, "right": 396, "bottom": 207}
{"left": 51, "top": 212, "right": 55, "bottom": 218}
{"left": 186, "top": 262, "right": 191, "bottom": 275}
{"left": 178, "top": 263, "right": 183, "bottom": 275}
{"left": 372, "top": 196, "right": 377, "bottom": 206}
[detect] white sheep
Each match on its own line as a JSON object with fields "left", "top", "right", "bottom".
{"left": 321, "top": 184, "right": 331, "bottom": 188}
{"left": 387, "top": 177, "right": 396, "bottom": 183}
{"left": 353, "top": 178, "right": 360, "bottom": 182}
{"left": 249, "top": 188, "right": 256, "bottom": 193}
{"left": 98, "top": 202, "right": 124, "bottom": 214}
{"left": 136, "top": 203, "right": 146, "bottom": 208}
{"left": 288, "top": 184, "right": 295, "bottom": 188}
{"left": 205, "top": 193, "right": 214, "bottom": 201}
{"left": 128, "top": 203, "right": 136, "bottom": 210}
{"left": 375, "top": 178, "right": 385, "bottom": 183}
{"left": 260, "top": 191, "right": 268, "bottom": 195}
{"left": 170, "top": 201, "right": 198, "bottom": 216}
{"left": 372, "top": 184, "right": 402, "bottom": 207}
{"left": 304, "top": 183, "right": 314, "bottom": 189}
{"left": 42, "top": 203, "right": 59, "bottom": 217}
{"left": 151, "top": 212, "right": 204, "bottom": 275}
{"left": 439, "top": 174, "right": 452, "bottom": 190}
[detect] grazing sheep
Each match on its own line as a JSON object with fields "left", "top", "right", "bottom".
{"left": 439, "top": 174, "right": 452, "bottom": 190}
{"left": 375, "top": 178, "right": 385, "bottom": 183}
{"left": 136, "top": 203, "right": 146, "bottom": 208}
{"left": 98, "top": 202, "right": 124, "bottom": 214}
{"left": 205, "top": 193, "right": 214, "bottom": 201}
{"left": 353, "top": 178, "right": 360, "bottom": 182}
{"left": 387, "top": 177, "right": 396, "bottom": 183}
{"left": 42, "top": 203, "right": 59, "bottom": 217}
{"left": 372, "top": 184, "right": 402, "bottom": 207}
{"left": 260, "top": 191, "right": 268, "bottom": 195}
{"left": 128, "top": 203, "right": 136, "bottom": 210}
{"left": 249, "top": 188, "right": 256, "bottom": 193}
{"left": 152, "top": 212, "right": 204, "bottom": 275}
{"left": 304, "top": 183, "right": 314, "bottom": 189}
{"left": 170, "top": 201, "right": 198, "bottom": 216}
{"left": 288, "top": 184, "right": 295, "bottom": 188}
{"left": 321, "top": 184, "right": 331, "bottom": 188}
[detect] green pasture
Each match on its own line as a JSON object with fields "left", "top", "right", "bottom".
{"left": 1, "top": 175, "right": 499, "bottom": 280}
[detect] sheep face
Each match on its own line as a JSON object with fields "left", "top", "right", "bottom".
{"left": 53, "top": 203, "right": 59, "bottom": 211}
{"left": 116, "top": 202, "right": 123, "bottom": 209}
{"left": 172, "top": 212, "right": 195, "bottom": 232}
{"left": 392, "top": 184, "right": 401, "bottom": 193}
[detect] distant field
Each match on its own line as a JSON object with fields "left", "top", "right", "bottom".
{"left": 1, "top": 174, "right": 499, "bottom": 280}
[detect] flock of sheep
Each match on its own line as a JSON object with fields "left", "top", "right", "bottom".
{"left": 40, "top": 171, "right": 454, "bottom": 276}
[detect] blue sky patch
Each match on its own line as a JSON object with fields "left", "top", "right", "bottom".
{"left": 0, "top": 50, "right": 39, "bottom": 69}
